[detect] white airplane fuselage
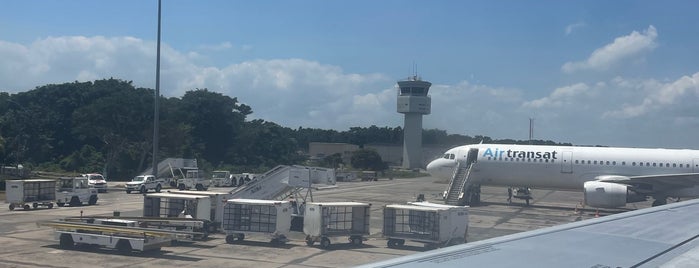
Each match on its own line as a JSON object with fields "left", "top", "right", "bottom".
{"left": 427, "top": 144, "right": 699, "bottom": 199}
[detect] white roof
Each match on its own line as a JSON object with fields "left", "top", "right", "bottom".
{"left": 308, "top": 201, "right": 371, "bottom": 207}
{"left": 385, "top": 204, "right": 447, "bottom": 212}
{"left": 145, "top": 192, "right": 210, "bottom": 199}
{"left": 227, "top": 198, "right": 289, "bottom": 205}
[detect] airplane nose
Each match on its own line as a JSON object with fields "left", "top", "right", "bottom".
{"left": 426, "top": 159, "right": 438, "bottom": 175}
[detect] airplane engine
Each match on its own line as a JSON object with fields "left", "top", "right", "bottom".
{"left": 583, "top": 181, "right": 630, "bottom": 208}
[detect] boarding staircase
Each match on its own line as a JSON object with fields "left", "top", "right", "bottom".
{"left": 228, "top": 165, "right": 335, "bottom": 201}
{"left": 140, "top": 158, "right": 198, "bottom": 177}
{"left": 444, "top": 161, "right": 473, "bottom": 206}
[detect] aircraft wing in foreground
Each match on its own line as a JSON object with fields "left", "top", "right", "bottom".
{"left": 358, "top": 199, "right": 699, "bottom": 268}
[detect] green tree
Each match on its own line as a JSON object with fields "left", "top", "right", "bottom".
{"left": 350, "top": 149, "right": 386, "bottom": 171}
{"left": 321, "top": 153, "right": 343, "bottom": 168}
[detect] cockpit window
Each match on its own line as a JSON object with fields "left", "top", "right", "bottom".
{"left": 449, "top": 154, "right": 455, "bottom": 160}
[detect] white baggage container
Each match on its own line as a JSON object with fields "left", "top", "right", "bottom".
{"left": 6, "top": 179, "right": 56, "bottom": 210}
{"left": 222, "top": 199, "right": 291, "bottom": 244}
{"left": 169, "top": 190, "right": 234, "bottom": 232}
{"left": 384, "top": 202, "right": 468, "bottom": 248}
{"left": 143, "top": 192, "right": 212, "bottom": 238}
{"left": 303, "top": 202, "right": 371, "bottom": 249}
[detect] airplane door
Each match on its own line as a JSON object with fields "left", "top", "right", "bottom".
{"left": 561, "top": 151, "right": 573, "bottom": 173}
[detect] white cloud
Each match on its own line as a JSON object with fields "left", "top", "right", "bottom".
{"left": 523, "top": 83, "right": 590, "bottom": 108}
{"left": 565, "top": 22, "right": 586, "bottom": 35}
{"left": 562, "top": 25, "right": 658, "bottom": 73}
{"left": 3, "top": 35, "right": 699, "bottom": 148}
{"left": 603, "top": 72, "right": 699, "bottom": 118}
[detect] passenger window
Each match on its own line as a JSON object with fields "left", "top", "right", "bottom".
{"left": 606, "top": 161, "right": 610, "bottom": 165}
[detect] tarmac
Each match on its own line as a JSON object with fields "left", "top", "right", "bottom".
{"left": 0, "top": 175, "right": 653, "bottom": 268}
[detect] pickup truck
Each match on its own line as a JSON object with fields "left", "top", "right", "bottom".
{"left": 125, "top": 175, "right": 164, "bottom": 194}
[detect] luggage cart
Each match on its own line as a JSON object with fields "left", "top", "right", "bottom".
{"left": 222, "top": 199, "right": 292, "bottom": 244}
{"left": 6, "top": 179, "right": 56, "bottom": 210}
{"left": 384, "top": 202, "right": 468, "bottom": 249}
{"left": 303, "top": 202, "right": 371, "bottom": 249}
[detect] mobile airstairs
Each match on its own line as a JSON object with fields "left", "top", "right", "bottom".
{"left": 228, "top": 165, "right": 336, "bottom": 231}
{"left": 140, "top": 158, "right": 199, "bottom": 187}
{"left": 443, "top": 148, "right": 480, "bottom": 206}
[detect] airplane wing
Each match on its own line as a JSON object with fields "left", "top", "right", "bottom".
{"left": 357, "top": 199, "right": 699, "bottom": 268}
{"left": 598, "top": 173, "right": 699, "bottom": 190}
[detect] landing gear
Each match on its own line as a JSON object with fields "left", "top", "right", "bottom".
{"left": 461, "top": 185, "right": 481, "bottom": 206}
{"left": 511, "top": 187, "right": 532, "bottom": 206}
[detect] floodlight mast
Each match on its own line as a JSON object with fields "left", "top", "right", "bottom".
{"left": 152, "top": 0, "right": 161, "bottom": 179}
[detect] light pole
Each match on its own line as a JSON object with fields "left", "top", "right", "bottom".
{"left": 152, "top": 0, "right": 162, "bottom": 179}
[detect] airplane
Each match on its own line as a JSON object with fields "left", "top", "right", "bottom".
{"left": 358, "top": 197, "right": 699, "bottom": 268}
{"left": 426, "top": 143, "right": 699, "bottom": 208}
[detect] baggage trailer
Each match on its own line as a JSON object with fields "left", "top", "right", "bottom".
{"left": 303, "top": 202, "right": 371, "bottom": 249}
{"left": 143, "top": 192, "right": 212, "bottom": 239}
{"left": 384, "top": 202, "right": 469, "bottom": 249}
{"left": 222, "top": 199, "right": 292, "bottom": 244}
{"left": 169, "top": 190, "right": 234, "bottom": 232}
{"left": 6, "top": 179, "right": 56, "bottom": 210}
{"left": 38, "top": 218, "right": 198, "bottom": 253}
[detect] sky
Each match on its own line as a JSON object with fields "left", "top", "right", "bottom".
{"left": 1, "top": 1, "right": 699, "bottom": 148}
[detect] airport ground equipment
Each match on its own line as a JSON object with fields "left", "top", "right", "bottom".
{"left": 211, "top": 170, "right": 233, "bottom": 187}
{"left": 176, "top": 169, "right": 211, "bottom": 191}
{"left": 303, "top": 202, "right": 371, "bottom": 249}
{"left": 169, "top": 190, "right": 234, "bottom": 232}
{"left": 143, "top": 192, "right": 212, "bottom": 238}
{"left": 56, "top": 177, "right": 98, "bottom": 207}
{"left": 125, "top": 175, "right": 164, "bottom": 194}
{"left": 37, "top": 218, "right": 199, "bottom": 253}
{"left": 140, "top": 158, "right": 198, "bottom": 187}
{"left": 443, "top": 149, "right": 481, "bottom": 206}
{"left": 6, "top": 179, "right": 56, "bottom": 210}
{"left": 383, "top": 202, "right": 469, "bottom": 249}
{"left": 222, "top": 199, "right": 292, "bottom": 244}
{"left": 228, "top": 165, "right": 335, "bottom": 231}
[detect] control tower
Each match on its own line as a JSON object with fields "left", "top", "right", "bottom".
{"left": 397, "top": 76, "right": 431, "bottom": 169}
